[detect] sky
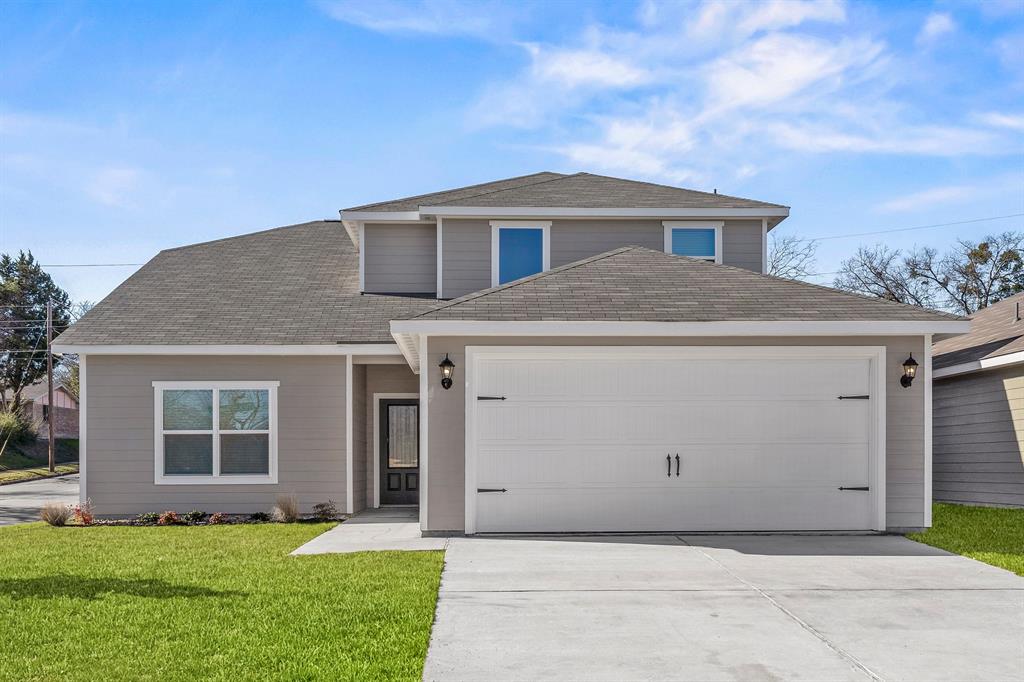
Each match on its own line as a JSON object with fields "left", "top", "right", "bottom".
{"left": 1, "top": 0, "right": 1022, "bottom": 304}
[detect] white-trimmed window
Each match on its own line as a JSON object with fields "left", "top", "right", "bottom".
{"left": 490, "top": 221, "right": 552, "bottom": 287}
{"left": 663, "top": 221, "right": 723, "bottom": 263}
{"left": 153, "top": 381, "right": 279, "bottom": 485}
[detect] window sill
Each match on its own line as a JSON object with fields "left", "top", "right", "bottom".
{"left": 154, "top": 474, "right": 278, "bottom": 486}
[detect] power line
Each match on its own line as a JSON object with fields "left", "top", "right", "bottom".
{"left": 798, "top": 213, "right": 1024, "bottom": 243}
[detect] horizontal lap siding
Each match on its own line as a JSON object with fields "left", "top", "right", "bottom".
{"left": 721, "top": 220, "right": 763, "bottom": 272}
{"left": 85, "top": 355, "right": 346, "bottom": 515}
{"left": 352, "top": 364, "right": 367, "bottom": 512}
{"left": 550, "top": 220, "right": 662, "bottom": 266}
{"left": 934, "top": 366, "right": 1024, "bottom": 507}
{"left": 442, "top": 219, "right": 490, "bottom": 299}
{"left": 363, "top": 222, "right": 436, "bottom": 294}
{"left": 427, "top": 335, "right": 925, "bottom": 532}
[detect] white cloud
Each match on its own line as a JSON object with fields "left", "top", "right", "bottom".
{"left": 317, "top": 0, "right": 516, "bottom": 40}
{"left": 529, "top": 46, "right": 652, "bottom": 89}
{"left": 916, "top": 13, "right": 955, "bottom": 46}
{"left": 975, "top": 111, "right": 1024, "bottom": 131}
{"left": 877, "top": 174, "right": 1023, "bottom": 212}
{"left": 87, "top": 167, "right": 143, "bottom": 207}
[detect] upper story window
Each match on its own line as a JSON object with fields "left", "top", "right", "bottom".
{"left": 663, "top": 221, "right": 723, "bottom": 264}
{"left": 491, "top": 221, "right": 551, "bottom": 286}
{"left": 153, "top": 381, "right": 279, "bottom": 485}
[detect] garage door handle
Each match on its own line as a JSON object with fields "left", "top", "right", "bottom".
{"left": 675, "top": 454, "right": 680, "bottom": 477}
{"left": 837, "top": 395, "right": 870, "bottom": 400}
{"left": 477, "top": 488, "right": 507, "bottom": 493}
{"left": 666, "top": 454, "right": 671, "bottom": 477}
{"left": 838, "top": 486, "right": 870, "bottom": 491}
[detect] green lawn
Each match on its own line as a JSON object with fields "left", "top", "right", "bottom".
{"left": 0, "top": 439, "right": 79, "bottom": 484}
{"left": 908, "top": 503, "right": 1024, "bottom": 576}
{"left": 0, "top": 523, "right": 444, "bottom": 681}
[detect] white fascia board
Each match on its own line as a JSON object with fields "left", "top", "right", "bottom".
{"left": 340, "top": 210, "right": 423, "bottom": 222}
{"left": 342, "top": 219, "right": 360, "bottom": 248}
{"left": 422, "top": 206, "right": 790, "bottom": 218}
{"left": 932, "top": 350, "right": 1024, "bottom": 379}
{"left": 52, "top": 343, "right": 404, "bottom": 356}
{"left": 394, "top": 333, "right": 421, "bottom": 373}
{"left": 390, "top": 320, "right": 971, "bottom": 337}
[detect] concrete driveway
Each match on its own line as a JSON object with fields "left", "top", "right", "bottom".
{"left": 424, "top": 534, "right": 1024, "bottom": 682}
{"left": 0, "top": 474, "right": 79, "bottom": 526}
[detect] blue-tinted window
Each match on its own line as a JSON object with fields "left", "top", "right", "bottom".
{"left": 671, "top": 228, "right": 716, "bottom": 259}
{"left": 498, "top": 228, "right": 544, "bottom": 284}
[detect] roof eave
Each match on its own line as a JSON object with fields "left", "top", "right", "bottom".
{"left": 419, "top": 206, "right": 790, "bottom": 219}
{"left": 933, "top": 349, "right": 1024, "bottom": 379}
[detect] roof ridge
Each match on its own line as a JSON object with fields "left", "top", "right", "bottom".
{"left": 575, "top": 172, "right": 789, "bottom": 209}
{"left": 344, "top": 172, "right": 566, "bottom": 212}
{"left": 624, "top": 245, "right": 965, "bottom": 321}
{"left": 417, "top": 172, "right": 574, "bottom": 206}
{"left": 159, "top": 220, "right": 336, "bottom": 254}
{"left": 412, "top": 246, "right": 639, "bottom": 318}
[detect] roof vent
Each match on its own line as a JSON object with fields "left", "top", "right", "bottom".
{"left": 1016, "top": 301, "right": 1021, "bottom": 322}
{"left": 713, "top": 188, "right": 718, "bottom": 194}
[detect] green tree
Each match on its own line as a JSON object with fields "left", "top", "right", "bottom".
{"left": 0, "top": 252, "right": 72, "bottom": 410}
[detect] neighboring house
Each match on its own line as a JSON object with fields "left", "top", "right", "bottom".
{"left": 20, "top": 380, "right": 80, "bottom": 440}
{"left": 933, "top": 293, "right": 1024, "bottom": 508}
{"left": 54, "top": 171, "right": 968, "bottom": 533}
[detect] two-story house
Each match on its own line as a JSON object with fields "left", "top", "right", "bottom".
{"left": 55, "top": 172, "right": 968, "bottom": 533}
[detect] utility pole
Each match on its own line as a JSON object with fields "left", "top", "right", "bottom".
{"left": 46, "top": 299, "right": 55, "bottom": 473}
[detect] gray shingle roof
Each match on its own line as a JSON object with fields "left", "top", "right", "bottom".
{"left": 933, "top": 293, "right": 1024, "bottom": 369}
{"left": 345, "top": 172, "right": 784, "bottom": 212}
{"left": 410, "top": 246, "right": 963, "bottom": 323}
{"left": 55, "top": 221, "right": 439, "bottom": 346}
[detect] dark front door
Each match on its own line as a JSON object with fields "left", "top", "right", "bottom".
{"left": 380, "top": 399, "right": 419, "bottom": 505}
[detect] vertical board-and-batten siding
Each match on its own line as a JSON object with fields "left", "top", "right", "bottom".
{"left": 84, "top": 355, "right": 347, "bottom": 515}
{"left": 934, "top": 365, "right": 1024, "bottom": 507}
{"left": 362, "top": 222, "right": 437, "bottom": 294}
{"left": 439, "top": 218, "right": 768, "bottom": 299}
{"left": 425, "top": 335, "right": 927, "bottom": 532}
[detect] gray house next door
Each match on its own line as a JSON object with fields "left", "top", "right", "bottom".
{"left": 379, "top": 398, "right": 419, "bottom": 505}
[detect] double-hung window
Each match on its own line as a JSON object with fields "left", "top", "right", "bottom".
{"left": 154, "top": 381, "right": 278, "bottom": 484}
{"left": 663, "top": 221, "right": 723, "bottom": 263}
{"left": 491, "top": 221, "right": 551, "bottom": 286}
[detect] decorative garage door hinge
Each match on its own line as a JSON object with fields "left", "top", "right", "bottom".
{"left": 837, "top": 395, "right": 870, "bottom": 400}
{"left": 837, "top": 486, "right": 870, "bottom": 491}
{"left": 477, "top": 488, "right": 508, "bottom": 493}
{"left": 477, "top": 396, "right": 506, "bottom": 401}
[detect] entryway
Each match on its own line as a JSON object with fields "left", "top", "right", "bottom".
{"left": 377, "top": 397, "right": 419, "bottom": 506}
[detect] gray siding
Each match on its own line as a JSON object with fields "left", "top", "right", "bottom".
{"left": 363, "top": 222, "right": 436, "bottom": 294}
{"left": 352, "top": 363, "right": 368, "bottom": 512}
{"left": 722, "top": 220, "right": 763, "bottom": 272}
{"left": 426, "top": 335, "right": 927, "bottom": 532}
{"left": 441, "top": 218, "right": 766, "bottom": 299}
{"left": 934, "top": 366, "right": 1024, "bottom": 507}
{"left": 84, "top": 355, "right": 346, "bottom": 515}
{"left": 363, "top": 364, "right": 419, "bottom": 506}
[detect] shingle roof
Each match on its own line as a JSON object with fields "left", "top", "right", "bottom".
{"left": 933, "top": 293, "right": 1024, "bottom": 369}
{"left": 55, "top": 221, "right": 439, "bottom": 346}
{"left": 410, "top": 246, "right": 963, "bottom": 323}
{"left": 344, "top": 172, "right": 785, "bottom": 212}
{"left": 344, "top": 172, "right": 567, "bottom": 212}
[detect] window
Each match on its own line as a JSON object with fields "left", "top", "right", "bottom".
{"left": 491, "top": 221, "right": 551, "bottom": 286}
{"left": 663, "top": 221, "right": 723, "bottom": 263}
{"left": 153, "top": 381, "right": 278, "bottom": 484}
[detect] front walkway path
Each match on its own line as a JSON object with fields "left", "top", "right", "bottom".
{"left": 424, "top": 534, "right": 1024, "bottom": 682}
{"left": 0, "top": 474, "right": 79, "bottom": 526}
{"left": 291, "top": 507, "right": 449, "bottom": 554}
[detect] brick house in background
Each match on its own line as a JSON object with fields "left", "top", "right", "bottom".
{"left": 20, "top": 380, "right": 79, "bottom": 440}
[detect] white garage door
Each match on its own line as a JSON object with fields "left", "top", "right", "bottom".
{"left": 467, "top": 347, "right": 883, "bottom": 533}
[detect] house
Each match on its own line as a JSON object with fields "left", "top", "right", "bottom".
{"left": 932, "top": 293, "right": 1024, "bottom": 507}
{"left": 54, "top": 171, "right": 969, "bottom": 533}
{"left": 20, "top": 380, "right": 79, "bottom": 440}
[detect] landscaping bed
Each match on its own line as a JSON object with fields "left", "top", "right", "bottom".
{"left": 0, "top": 523, "right": 444, "bottom": 680}
{"left": 908, "top": 502, "right": 1024, "bottom": 576}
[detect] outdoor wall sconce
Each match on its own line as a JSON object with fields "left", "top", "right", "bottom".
{"left": 900, "top": 354, "right": 919, "bottom": 388}
{"left": 439, "top": 354, "right": 455, "bottom": 390}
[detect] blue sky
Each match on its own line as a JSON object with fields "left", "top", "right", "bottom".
{"left": 2, "top": 0, "right": 1022, "bottom": 303}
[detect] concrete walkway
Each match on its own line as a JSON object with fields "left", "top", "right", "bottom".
{"left": 424, "top": 534, "right": 1024, "bottom": 682}
{"left": 0, "top": 474, "right": 79, "bottom": 526}
{"left": 291, "top": 507, "right": 449, "bottom": 554}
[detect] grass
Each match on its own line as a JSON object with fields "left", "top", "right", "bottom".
{"left": 0, "top": 439, "right": 79, "bottom": 484}
{"left": 908, "top": 503, "right": 1024, "bottom": 576}
{"left": 0, "top": 523, "right": 444, "bottom": 681}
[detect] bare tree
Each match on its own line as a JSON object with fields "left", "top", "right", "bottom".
{"left": 768, "top": 233, "right": 818, "bottom": 280}
{"left": 833, "top": 244, "right": 936, "bottom": 307}
{"left": 907, "top": 232, "right": 1024, "bottom": 315}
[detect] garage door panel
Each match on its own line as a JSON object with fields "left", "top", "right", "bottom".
{"left": 472, "top": 350, "right": 878, "bottom": 532}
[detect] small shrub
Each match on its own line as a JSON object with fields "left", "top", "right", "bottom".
{"left": 0, "top": 408, "right": 36, "bottom": 458}
{"left": 40, "top": 502, "right": 72, "bottom": 526}
{"left": 208, "top": 512, "right": 228, "bottom": 525}
{"left": 183, "top": 509, "right": 206, "bottom": 525}
{"left": 249, "top": 511, "right": 271, "bottom": 523}
{"left": 271, "top": 494, "right": 299, "bottom": 523}
{"left": 312, "top": 499, "right": 339, "bottom": 521}
{"left": 73, "top": 499, "right": 95, "bottom": 526}
{"left": 136, "top": 512, "right": 160, "bottom": 525}
{"left": 157, "top": 510, "right": 180, "bottom": 526}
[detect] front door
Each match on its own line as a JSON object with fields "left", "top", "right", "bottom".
{"left": 380, "top": 399, "right": 419, "bottom": 505}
